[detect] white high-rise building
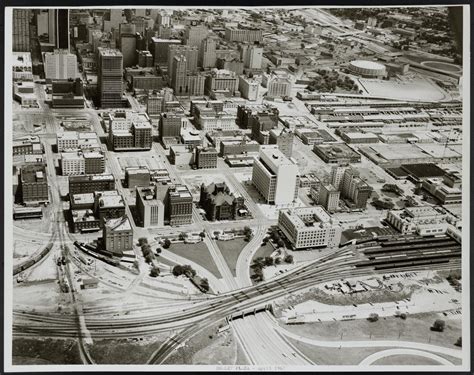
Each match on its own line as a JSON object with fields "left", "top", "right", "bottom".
{"left": 44, "top": 49, "right": 77, "bottom": 80}
{"left": 241, "top": 45, "right": 263, "bottom": 69}
{"left": 330, "top": 165, "right": 347, "bottom": 190}
{"left": 136, "top": 186, "right": 165, "bottom": 227}
{"left": 251, "top": 145, "right": 299, "bottom": 205}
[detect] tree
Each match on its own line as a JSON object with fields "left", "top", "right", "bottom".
{"left": 264, "top": 256, "right": 274, "bottom": 267}
{"left": 200, "top": 278, "right": 210, "bottom": 293}
{"left": 277, "top": 239, "right": 285, "bottom": 248}
{"left": 179, "top": 232, "right": 188, "bottom": 241}
{"left": 275, "top": 257, "right": 282, "bottom": 265}
{"left": 455, "top": 337, "right": 462, "bottom": 347}
{"left": 400, "top": 313, "right": 407, "bottom": 320}
{"left": 253, "top": 267, "right": 263, "bottom": 281}
{"left": 138, "top": 237, "right": 148, "bottom": 246}
{"left": 150, "top": 267, "right": 160, "bottom": 277}
{"left": 432, "top": 319, "right": 446, "bottom": 332}
{"left": 163, "top": 239, "right": 171, "bottom": 249}
{"left": 368, "top": 313, "right": 379, "bottom": 322}
{"left": 145, "top": 254, "right": 153, "bottom": 264}
{"left": 182, "top": 265, "right": 196, "bottom": 278}
{"left": 254, "top": 257, "right": 265, "bottom": 267}
{"left": 172, "top": 265, "right": 184, "bottom": 277}
{"left": 284, "top": 255, "right": 294, "bottom": 264}
{"left": 155, "top": 248, "right": 162, "bottom": 255}
{"left": 199, "top": 231, "right": 206, "bottom": 238}
{"left": 243, "top": 226, "right": 252, "bottom": 236}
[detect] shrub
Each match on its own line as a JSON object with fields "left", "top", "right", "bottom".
{"left": 138, "top": 237, "right": 148, "bottom": 246}
{"left": 162, "top": 239, "right": 171, "bottom": 249}
{"left": 432, "top": 319, "right": 446, "bottom": 332}
{"left": 284, "top": 255, "right": 294, "bottom": 264}
{"left": 200, "top": 278, "right": 210, "bottom": 292}
{"left": 264, "top": 256, "right": 274, "bottom": 267}
{"left": 368, "top": 313, "right": 379, "bottom": 322}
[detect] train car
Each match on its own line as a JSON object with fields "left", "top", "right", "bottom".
{"left": 13, "top": 206, "right": 43, "bottom": 220}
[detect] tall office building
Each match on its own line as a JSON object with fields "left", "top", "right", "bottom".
{"left": 103, "top": 216, "right": 133, "bottom": 254}
{"left": 13, "top": 9, "right": 30, "bottom": 52}
{"left": 318, "top": 184, "right": 340, "bottom": 213}
{"left": 103, "top": 9, "right": 124, "bottom": 32}
{"left": 341, "top": 167, "right": 373, "bottom": 209}
{"left": 150, "top": 37, "right": 181, "bottom": 65}
{"left": 97, "top": 48, "right": 124, "bottom": 108}
{"left": 168, "top": 45, "right": 198, "bottom": 74}
{"left": 159, "top": 112, "right": 183, "bottom": 140}
{"left": 184, "top": 24, "right": 209, "bottom": 47}
{"left": 55, "top": 9, "right": 70, "bottom": 50}
{"left": 170, "top": 55, "right": 187, "bottom": 95}
{"left": 157, "top": 11, "right": 171, "bottom": 27}
{"left": 44, "top": 49, "right": 77, "bottom": 79}
{"left": 252, "top": 146, "right": 300, "bottom": 205}
{"left": 136, "top": 186, "right": 165, "bottom": 227}
{"left": 199, "top": 37, "right": 217, "bottom": 68}
{"left": 36, "top": 10, "right": 49, "bottom": 37}
{"left": 240, "top": 44, "right": 263, "bottom": 69}
{"left": 165, "top": 185, "right": 193, "bottom": 226}
{"left": 330, "top": 165, "right": 346, "bottom": 191}
{"left": 120, "top": 33, "right": 137, "bottom": 67}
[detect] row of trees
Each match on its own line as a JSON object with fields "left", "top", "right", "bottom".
{"left": 138, "top": 237, "right": 161, "bottom": 277}
{"left": 252, "top": 255, "right": 294, "bottom": 282}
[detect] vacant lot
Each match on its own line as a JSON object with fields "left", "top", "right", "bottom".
{"left": 13, "top": 338, "right": 82, "bottom": 365}
{"left": 217, "top": 238, "right": 248, "bottom": 276}
{"left": 373, "top": 354, "right": 443, "bottom": 366}
{"left": 168, "top": 242, "right": 221, "bottom": 279}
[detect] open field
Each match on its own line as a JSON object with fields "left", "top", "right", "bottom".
{"left": 373, "top": 354, "right": 444, "bottom": 365}
{"left": 217, "top": 238, "right": 248, "bottom": 276}
{"left": 280, "top": 312, "right": 462, "bottom": 349}
{"left": 168, "top": 242, "right": 222, "bottom": 279}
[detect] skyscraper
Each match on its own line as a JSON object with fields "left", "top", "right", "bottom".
{"left": 243, "top": 45, "right": 263, "bottom": 69}
{"left": 168, "top": 45, "right": 198, "bottom": 74}
{"left": 199, "top": 37, "right": 217, "bottom": 68}
{"left": 184, "top": 24, "right": 209, "bottom": 48}
{"left": 120, "top": 33, "right": 137, "bottom": 67}
{"left": 44, "top": 49, "right": 77, "bottom": 79}
{"left": 98, "top": 48, "right": 124, "bottom": 108}
{"left": 45, "top": 9, "right": 70, "bottom": 50}
{"left": 170, "top": 55, "right": 187, "bottom": 95}
{"left": 55, "top": 9, "right": 70, "bottom": 50}
{"left": 13, "top": 9, "right": 30, "bottom": 52}
{"left": 252, "top": 146, "right": 300, "bottom": 205}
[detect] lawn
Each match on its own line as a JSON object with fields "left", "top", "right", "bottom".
{"left": 372, "top": 354, "right": 444, "bottom": 366}
{"left": 281, "top": 312, "right": 462, "bottom": 349}
{"left": 217, "top": 238, "right": 248, "bottom": 276}
{"left": 286, "top": 337, "right": 386, "bottom": 365}
{"left": 168, "top": 242, "right": 222, "bottom": 279}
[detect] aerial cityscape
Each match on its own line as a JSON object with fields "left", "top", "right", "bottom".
{"left": 8, "top": 6, "right": 467, "bottom": 369}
